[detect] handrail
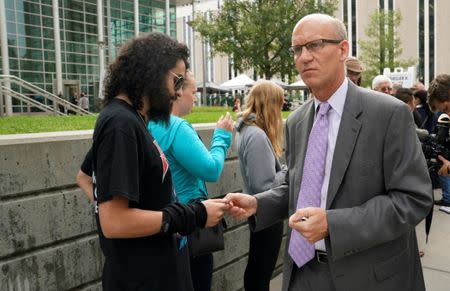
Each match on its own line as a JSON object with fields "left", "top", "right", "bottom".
{"left": 0, "top": 75, "right": 92, "bottom": 115}
{"left": 0, "top": 86, "right": 65, "bottom": 116}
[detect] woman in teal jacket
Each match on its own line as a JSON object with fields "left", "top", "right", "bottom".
{"left": 149, "top": 71, "right": 233, "bottom": 291}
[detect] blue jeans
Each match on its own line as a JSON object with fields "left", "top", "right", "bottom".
{"left": 440, "top": 175, "right": 450, "bottom": 202}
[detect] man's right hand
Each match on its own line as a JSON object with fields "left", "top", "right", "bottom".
{"left": 224, "top": 193, "right": 257, "bottom": 220}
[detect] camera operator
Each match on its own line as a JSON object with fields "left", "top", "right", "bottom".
{"left": 428, "top": 74, "right": 450, "bottom": 207}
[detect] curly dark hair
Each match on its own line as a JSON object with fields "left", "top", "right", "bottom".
{"left": 428, "top": 74, "right": 450, "bottom": 104}
{"left": 103, "top": 32, "right": 189, "bottom": 121}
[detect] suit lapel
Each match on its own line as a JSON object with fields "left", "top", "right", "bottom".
{"left": 292, "top": 101, "right": 315, "bottom": 203}
{"left": 326, "top": 82, "right": 363, "bottom": 208}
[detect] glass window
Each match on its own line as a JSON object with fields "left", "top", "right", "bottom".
{"left": 67, "top": 1, "right": 83, "bottom": 12}
{"left": 86, "top": 55, "right": 98, "bottom": 65}
{"left": 65, "top": 31, "right": 85, "bottom": 42}
{"left": 86, "top": 24, "right": 97, "bottom": 34}
{"left": 43, "top": 39, "right": 55, "bottom": 50}
{"left": 69, "top": 53, "right": 86, "bottom": 64}
{"left": 65, "top": 20, "right": 85, "bottom": 33}
{"left": 22, "top": 36, "right": 42, "bottom": 49}
{"left": 86, "top": 44, "right": 97, "bottom": 54}
{"left": 21, "top": 72, "right": 44, "bottom": 83}
{"left": 19, "top": 47, "right": 43, "bottom": 60}
{"left": 44, "top": 51, "right": 55, "bottom": 62}
{"left": 20, "top": 59, "right": 44, "bottom": 71}
{"left": 7, "top": 21, "right": 17, "bottom": 34}
{"left": 85, "top": 13, "right": 96, "bottom": 24}
{"left": 41, "top": 5, "right": 52, "bottom": 16}
{"left": 64, "top": 9, "right": 84, "bottom": 22}
{"left": 85, "top": 34, "right": 97, "bottom": 44}
{"left": 23, "top": 2, "right": 40, "bottom": 14}
{"left": 85, "top": 3, "right": 96, "bottom": 14}
{"left": 43, "top": 28, "right": 53, "bottom": 39}
{"left": 45, "top": 74, "right": 54, "bottom": 83}
{"left": 122, "top": 1, "right": 134, "bottom": 12}
{"left": 5, "top": 1, "right": 14, "bottom": 9}
{"left": 23, "top": 13, "right": 41, "bottom": 26}
{"left": 42, "top": 17, "right": 53, "bottom": 28}
{"left": 24, "top": 25, "right": 42, "bottom": 37}
{"left": 5, "top": 9, "right": 16, "bottom": 22}
{"left": 10, "top": 59, "right": 19, "bottom": 70}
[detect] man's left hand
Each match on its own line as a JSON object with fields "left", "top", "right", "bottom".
{"left": 288, "top": 207, "right": 329, "bottom": 244}
{"left": 437, "top": 155, "right": 450, "bottom": 176}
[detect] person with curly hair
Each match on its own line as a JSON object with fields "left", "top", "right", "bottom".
{"left": 90, "top": 32, "right": 230, "bottom": 291}
{"left": 149, "top": 71, "right": 233, "bottom": 291}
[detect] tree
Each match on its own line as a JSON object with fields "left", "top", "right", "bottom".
{"left": 359, "top": 9, "right": 416, "bottom": 88}
{"left": 190, "top": 0, "right": 337, "bottom": 80}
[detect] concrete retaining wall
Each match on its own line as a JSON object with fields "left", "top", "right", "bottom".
{"left": 0, "top": 126, "right": 286, "bottom": 291}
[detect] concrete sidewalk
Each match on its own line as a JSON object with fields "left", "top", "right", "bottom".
{"left": 270, "top": 190, "right": 450, "bottom": 291}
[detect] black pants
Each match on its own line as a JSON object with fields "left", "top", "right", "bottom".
{"left": 244, "top": 221, "right": 284, "bottom": 291}
{"left": 190, "top": 253, "right": 213, "bottom": 291}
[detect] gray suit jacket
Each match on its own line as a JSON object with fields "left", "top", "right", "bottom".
{"left": 252, "top": 82, "right": 433, "bottom": 291}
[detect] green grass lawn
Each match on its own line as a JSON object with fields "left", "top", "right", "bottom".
{"left": 0, "top": 106, "right": 292, "bottom": 134}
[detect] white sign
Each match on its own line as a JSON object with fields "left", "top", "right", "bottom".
{"left": 383, "top": 66, "right": 417, "bottom": 88}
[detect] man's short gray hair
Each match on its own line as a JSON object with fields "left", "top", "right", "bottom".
{"left": 372, "top": 75, "right": 393, "bottom": 89}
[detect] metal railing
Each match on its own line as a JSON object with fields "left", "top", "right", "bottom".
{"left": 0, "top": 75, "right": 91, "bottom": 116}
{"left": 0, "top": 85, "right": 66, "bottom": 116}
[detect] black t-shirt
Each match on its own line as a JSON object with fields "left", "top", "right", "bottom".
{"left": 92, "top": 99, "right": 192, "bottom": 290}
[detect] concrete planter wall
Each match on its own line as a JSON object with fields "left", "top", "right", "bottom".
{"left": 0, "top": 126, "right": 285, "bottom": 291}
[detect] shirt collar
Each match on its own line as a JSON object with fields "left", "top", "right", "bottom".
{"left": 313, "top": 78, "right": 348, "bottom": 118}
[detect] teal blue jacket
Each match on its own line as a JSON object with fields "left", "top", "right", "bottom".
{"left": 148, "top": 115, "right": 232, "bottom": 204}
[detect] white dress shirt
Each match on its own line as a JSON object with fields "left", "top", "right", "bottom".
{"left": 312, "top": 78, "right": 348, "bottom": 251}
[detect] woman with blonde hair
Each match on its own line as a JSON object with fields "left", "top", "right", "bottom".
{"left": 235, "top": 80, "right": 286, "bottom": 291}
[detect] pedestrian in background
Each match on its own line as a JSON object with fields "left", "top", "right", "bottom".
{"left": 235, "top": 80, "right": 287, "bottom": 291}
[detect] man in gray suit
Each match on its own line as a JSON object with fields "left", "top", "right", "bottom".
{"left": 226, "top": 14, "right": 432, "bottom": 291}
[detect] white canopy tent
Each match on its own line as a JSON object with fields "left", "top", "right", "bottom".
{"left": 286, "top": 79, "right": 307, "bottom": 90}
{"left": 220, "top": 74, "right": 255, "bottom": 90}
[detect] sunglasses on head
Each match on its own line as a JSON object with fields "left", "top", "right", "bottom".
{"left": 170, "top": 71, "right": 185, "bottom": 91}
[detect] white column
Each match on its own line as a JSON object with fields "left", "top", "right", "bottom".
{"left": 165, "top": 0, "right": 170, "bottom": 36}
{"left": 0, "top": 0, "right": 11, "bottom": 116}
{"left": 134, "top": 0, "right": 139, "bottom": 37}
{"left": 97, "top": 0, "right": 106, "bottom": 99}
{"left": 191, "top": 0, "right": 196, "bottom": 75}
{"left": 347, "top": 0, "right": 352, "bottom": 56}
{"left": 106, "top": 0, "right": 113, "bottom": 59}
{"left": 52, "top": 0, "right": 63, "bottom": 113}
{"left": 424, "top": 0, "right": 429, "bottom": 86}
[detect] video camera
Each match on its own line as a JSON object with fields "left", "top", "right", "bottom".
{"left": 421, "top": 113, "right": 450, "bottom": 187}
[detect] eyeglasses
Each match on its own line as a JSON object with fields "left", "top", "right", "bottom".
{"left": 289, "top": 39, "right": 343, "bottom": 57}
{"left": 170, "top": 71, "right": 185, "bottom": 91}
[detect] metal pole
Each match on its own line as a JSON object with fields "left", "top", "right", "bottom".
{"left": 134, "top": 0, "right": 139, "bottom": 37}
{"left": 106, "top": 0, "right": 113, "bottom": 59}
{"left": 0, "top": 0, "right": 11, "bottom": 116}
{"left": 202, "top": 37, "right": 207, "bottom": 105}
{"left": 98, "top": 0, "right": 105, "bottom": 99}
{"left": 424, "top": 0, "right": 430, "bottom": 87}
{"left": 191, "top": 0, "right": 199, "bottom": 105}
{"left": 52, "top": 0, "right": 63, "bottom": 114}
{"left": 165, "top": 0, "right": 170, "bottom": 36}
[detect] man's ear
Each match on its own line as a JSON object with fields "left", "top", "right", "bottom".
{"left": 339, "top": 40, "right": 350, "bottom": 62}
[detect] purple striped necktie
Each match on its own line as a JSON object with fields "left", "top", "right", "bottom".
{"left": 288, "top": 102, "right": 331, "bottom": 268}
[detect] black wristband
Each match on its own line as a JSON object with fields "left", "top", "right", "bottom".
{"left": 161, "top": 202, "right": 206, "bottom": 235}
{"left": 191, "top": 201, "right": 207, "bottom": 229}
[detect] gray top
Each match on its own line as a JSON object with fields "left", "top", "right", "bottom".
{"left": 236, "top": 116, "right": 287, "bottom": 195}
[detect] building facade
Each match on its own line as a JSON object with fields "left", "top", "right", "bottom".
{"left": 0, "top": 0, "right": 185, "bottom": 113}
{"left": 337, "top": 0, "right": 450, "bottom": 87}
{"left": 178, "top": 0, "right": 450, "bottom": 89}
